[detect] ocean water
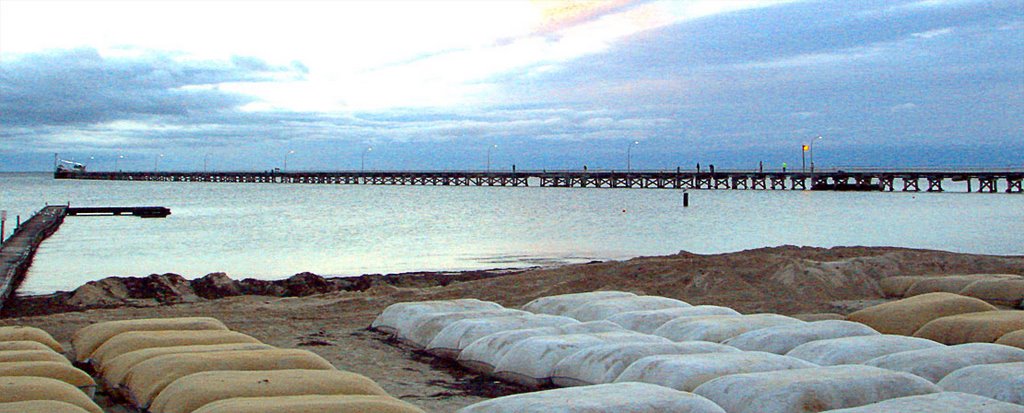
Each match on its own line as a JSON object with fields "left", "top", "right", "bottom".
{"left": 2, "top": 172, "right": 1022, "bottom": 294}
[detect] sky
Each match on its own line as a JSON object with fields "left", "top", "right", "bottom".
{"left": 1, "top": 0, "right": 1022, "bottom": 172}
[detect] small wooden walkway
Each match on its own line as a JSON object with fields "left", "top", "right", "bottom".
{"left": 0, "top": 206, "right": 67, "bottom": 311}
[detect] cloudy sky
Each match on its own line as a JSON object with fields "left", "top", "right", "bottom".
{"left": 1, "top": 0, "right": 1021, "bottom": 172}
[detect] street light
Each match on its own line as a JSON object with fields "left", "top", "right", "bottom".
{"left": 115, "top": 154, "right": 125, "bottom": 171}
{"left": 809, "top": 135, "right": 823, "bottom": 173}
{"left": 486, "top": 144, "right": 497, "bottom": 172}
{"left": 626, "top": 140, "right": 640, "bottom": 173}
{"left": 203, "top": 154, "right": 210, "bottom": 173}
{"left": 361, "top": 147, "right": 372, "bottom": 172}
{"left": 154, "top": 154, "right": 164, "bottom": 171}
{"left": 284, "top": 150, "right": 295, "bottom": 171}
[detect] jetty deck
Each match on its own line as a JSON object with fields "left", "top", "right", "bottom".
{"left": 55, "top": 169, "right": 1024, "bottom": 193}
{"left": 0, "top": 206, "right": 67, "bottom": 310}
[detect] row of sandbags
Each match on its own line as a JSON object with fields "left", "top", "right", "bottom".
{"left": 847, "top": 292, "right": 1024, "bottom": 346}
{"left": 372, "top": 292, "right": 1024, "bottom": 412}
{"left": 0, "top": 326, "right": 102, "bottom": 413}
{"left": 70, "top": 317, "right": 426, "bottom": 413}
{"left": 881, "top": 273, "right": 1024, "bottom": 307}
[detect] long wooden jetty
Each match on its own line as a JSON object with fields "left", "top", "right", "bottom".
{"left": 56, "top": 169, "right": 1024, "bottom": 193}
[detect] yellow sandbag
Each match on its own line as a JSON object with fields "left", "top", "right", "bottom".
{"left": 0, "top": 350, "right": 71, "bottom": 365}
{"left": 0, "top": 400, "right": 92, "bottom": 413}
{"left": 995, "top": 329, "right": 1024, "bottom": 349}
{"left": 847, "top": 292, "right": 997, "bottom": 336}
{"left": 0, "top": 341, "right": 54, "bottom": 352}
{"left": 150, "top": 369, "right": 389, "bottom": 413}
{"left": 0, "top": 376, "right": 103, "bottom": 413}
{"left": 879, "top": 276, "right": 931, "bottom": 297}
{"left": 914, "top": 310, "right": 1024, "bottom": 344}
{"left": 101, "top": 342, "right": 276, "bottom": 388}
{"left": 0, "top": 361, "right": 96, "bottom": 397}
{"left": 905, "top": 274, "right": 1021, "bottom": 297}
{"left": 123, "top": 349, "right": 336, "bottom": 409}
{"left": 90, "top": 330, "right": 261, "bottom": 367}
{"left": 72, "top": 317, "right": 228, "bottom": 362}
{"left": 191, "top": 395, "right": 426, "bottom": 413}
{"left": 958, "top": 279, "right": 1024, "bottom": 307}
{"left": 0, "top": 326, "right": 64, "bottom": 353}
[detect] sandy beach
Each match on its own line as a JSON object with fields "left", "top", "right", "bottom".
{"left": 3, "top": 245, "right": 1023, "bottom": 412}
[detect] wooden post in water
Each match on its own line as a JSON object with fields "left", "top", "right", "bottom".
{"left": 683, "top": 191, "right": 689, "bottom": 207}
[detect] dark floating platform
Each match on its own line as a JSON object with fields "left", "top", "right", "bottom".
{"left": 66, "top": 206, "right": 171, "bottom": 218}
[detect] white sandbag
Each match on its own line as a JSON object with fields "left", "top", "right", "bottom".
{"left": 616, "top": 351, "right": 818, "bottom": 392}
{"left": 0, "top": 400, "right": 93, "bottom": 413}
{"left": 864, "top": 343, "right": 1024, "bottom": 383}
{"left": 938, "top": 362, "right": 1024, "bottom": 405}
{"left": 521, "top": 291, "right": 637, "bottom": 316}
{"left": 457, "top": 382, "right": 726, "bottom": 413}
{"left": 0, "top": 341, "right": 54, "bottom": 352}
{"left": 0, "top": 376, "right": 104, "bottom": 413}
{"left": 723, "top": 320, "right": 880, "bottom": 354}
{"left": 90, "top": 330, "right": 262, "bottom": 367}
{"left": 0, "top": 350, "right": 70, "bottom": 365}
{"left": 787, "top": 334, "right": 944, "bottom": 366}
{"left": 371, "top": 299, "right": 504, "bottom": 335}
{"left": 821, "top": 391, "right": 1024, "bottom": 412}
{"left": 493, "top": 332, "right": 670, "bottom": 388}
{"left": 457, "top": 321, "right": 625, "bottom": 374}
{"left": 607, "top": 306, "right": 740, "bottom": 334}
{"left": 0, "top": 361, "right": 97, "bottom": 397}
{"left": 123, "top": 349, "right": 335, "bottom": 409}
{"left": 100, "top": 342, "right": 277, "bottom": 388}
{"left": 401, "top": 309, "right": 529, "bottom": 348}
{"left": 149, "top": 369, "right": 389, "bottom": 413}
{"left": 72, "top": 317, "right": 229, "bottom": 362}
{"left": 0, "top": 326, "right": 64, "bottom": 353}
{"left": 191, "top": 395, "right": 427, "bottom": 413}
{"left": 566, "top": 296, "right": 691, "bottom": 322}
{"left": 551, "top": 341, "right": 739, "bottom": 387}
{"left": 693, "top": 365, "right": 940, "bottom": 413}
{"left": 655, "top": 314, "right": 804, "bottom": 343}
{"left": 426, "top": 314, "right": 579, "bottom": 358}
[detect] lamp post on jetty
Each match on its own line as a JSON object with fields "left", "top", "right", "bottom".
{"left": 115, "top": 154, "right": 125, "bottom": 171}
{"left": 809, "top": 135, "right": 823, "bottom": 173}
{"left": 361, "top": 147, "right": 372, "bottom": 172}
{"left": 284, "top": 150, "right": 295, "bottom": 172}
{"left": 154, "top": 154, "right": 163, "bottom": 172}
{"left": 626, "top": 140, "right": 640, "bottom": 173}
{"left": 486, "top": 144, "right": 497, "bottom": 173}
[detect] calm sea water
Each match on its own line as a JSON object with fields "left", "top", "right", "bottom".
{"left": 2, "top": 172, "right": 1022, "bottom": 294}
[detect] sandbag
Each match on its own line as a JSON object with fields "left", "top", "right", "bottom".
{"left": 457, "top": 382, "right": 726, "bottom": 413}
{"left": 791, "top": 313, "right": 847, "bottom": 322}
{"left": 566, "top": 296, "right": 691, "bottom": 322}
{"left": 521, "top": 291, "right": 637, "bottom": 316}
{"left": 959, "top": 279, "right": 1024, "bottom": 307}
{"left": 0, "top": 326, "right": 64, "bottom": 353}
{"left": 371, "top": 299, "right": 504, "bottom": 335}
{"left": 0, "top": 340, "right": 56, "bottom": 352}
{"left": 100, "top": 342, "right": 276, "bottom": 388}
{"left": 192, "top": 395, "right": 426, "bottom": 413}
{"left": 551, "top": 341, "right": 739, "bottom": 387}
{"left": 0, "top": 361, "right": 97, "bottom": 397}
{"left": 426, "top": 314, "right": 578, "bottom": 359}
{"left": 820, "top": 391, "right": 1024, "bottom": 412}
{"left": 880, "top": 276, "right": 932, "bottom": 297}
{"left": 787, "top": 334, "right": 944, "bottom": 366}
{"left": 492, "top": 332, "right": 670, "bottom": 388}
{"left": 863, "top": 343, "right": 1024, "bottom": 383}
{"left": 457, "top": 321, "right": 625, "bottom": 374}
{"left": 91, "top": 330, "right": 263, "bottom": 367}
{"left": 723, "top": 320, "right": 879, "bottom": 354}
{"left": 616, "top": 351, "right": 817, "bottom": 392}
{"left": 0, "top": 350, "right": 71, "bottom": 365}
{"left": 996, "top": 329, "right": 1024, "bottom": 349}
{"left": 914, "top": 310, "right": 1024, "bottom": 345}
{"left": 0, "top": 376, "right": 103, "bottom": 413}
{"left": 847, "top": 292, "right": 997, "bottom": 336}
{"left": 654, "top": 314, "right": 803, "bottom": 343}
{"left": 72, "top": 317, "right": 229, "bottom": 362}
{"left": 149, "top": 369, "right": 389, "bottom": 413}
{"left": 938, "top": 362, "right": 1024, "bottom": 405}
{"left": 123, "top": 349, "right": 335, "bottom": 409}
{"left": 606, "top": 306, "right": 740, "bottom": 334}
{"left": 905, "top": 274, "right": 1021, "bottom": 297}
{"left": 0, "top": 400, "right": 93, "bottom": 413}
{"left": 693, "top": 365, "right": 940, "bottom": 413}
{"left": 400, "top": 309, "right": 529, "bottom": 348}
